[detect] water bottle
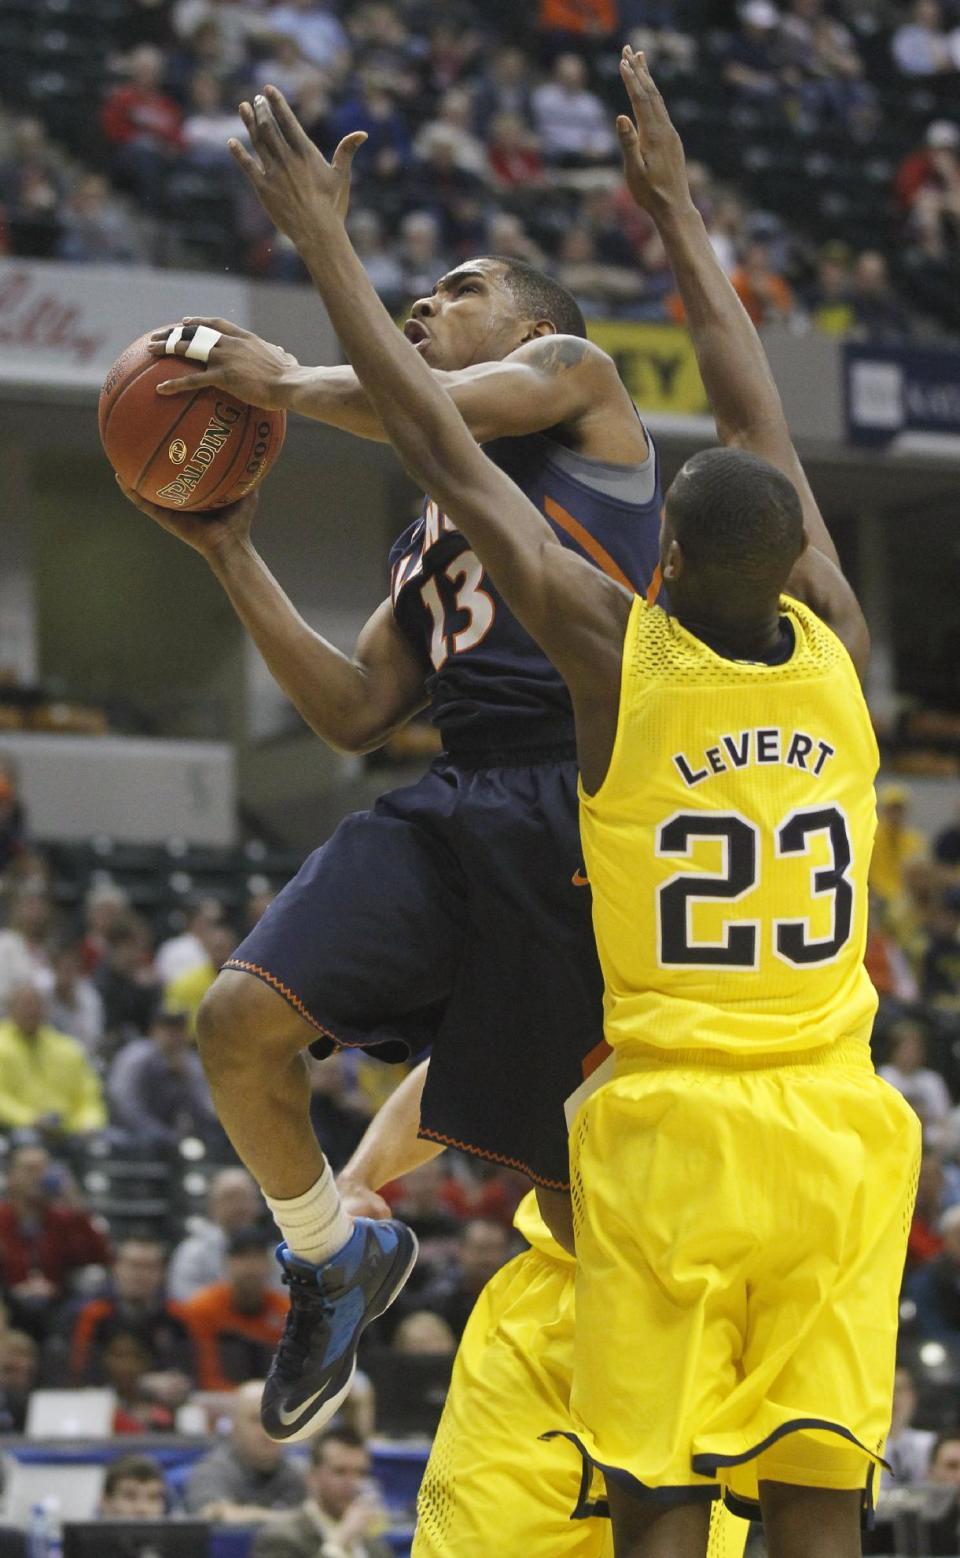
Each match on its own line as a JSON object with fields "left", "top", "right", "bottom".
{"left": 28, "top": 1497, "right": 61, "bottom": 1558}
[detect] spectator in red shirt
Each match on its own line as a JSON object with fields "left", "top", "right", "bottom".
{"left": 908, "top": 1149, "right": 948, "bottom": 1267}
{"left": 0, "top": 1140, "right": 111, "bottom": 1337}
{"left": 181, "top": 1230, "right": 288, "bottom": 1391}
{"left": 70, "top": 1237, "right": 196, "bottom": 1386}
{"left": 897, "top": 120, "right": 960, "bottom": 211}
{"left": 487, "top": 113, "right": 547, "bottom": 191}
{"left": 730, "top": 239, "right": 795, "bottom": 326}
{"left": 100, "top": 44, "right": 184, "bottom": 208}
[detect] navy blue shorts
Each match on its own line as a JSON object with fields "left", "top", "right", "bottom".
{"left": 226, "top": 749, "right": 605, "bottom": 1188}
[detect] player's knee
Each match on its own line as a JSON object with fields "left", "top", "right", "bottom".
{"left": 196, "top": 969, "right": 305, "bottom": 1079}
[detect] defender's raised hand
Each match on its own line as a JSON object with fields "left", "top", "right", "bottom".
{"left": 229, "top": 85, "right": 366, "bottom": 246}
{"left": 616, "top": 47, "right": 691, "bottom": 219}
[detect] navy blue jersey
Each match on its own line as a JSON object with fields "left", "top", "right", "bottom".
{"left": 389, "top": 429, "right": 663, "bottom": 753}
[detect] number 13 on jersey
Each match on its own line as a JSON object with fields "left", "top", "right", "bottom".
{"left": 421, "top": 550, "right": 496, "bottom": 671}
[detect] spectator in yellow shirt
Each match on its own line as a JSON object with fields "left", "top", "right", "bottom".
{"left": 164, "top": 922, "right": 238, "bottom": 1031}
{"left": 870, "top": 782, "right": 928, "bottom": 903}
{"left": 0, "top": 982, "right": 107, "bottom": 1135}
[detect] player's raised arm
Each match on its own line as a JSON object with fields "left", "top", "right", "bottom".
{"left": 617, "top": 49, "right": 869, "bottom": 677}
{"left": 115, "top": 480, "right": 428, "bottom": 754}
{"left": 227, "top": 90, "right": 629, "bottom": 751}
{"left": 149, "top": 313, "right": 637, "bottom": 457}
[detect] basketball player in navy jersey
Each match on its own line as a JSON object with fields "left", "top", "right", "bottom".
{"left": 122, "top": 197, "right": 663, "bottom": 1441}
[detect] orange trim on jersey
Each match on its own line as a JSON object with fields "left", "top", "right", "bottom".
{"left": 544, "top": 495, "right": 636, "bottom": 593}
{"left": 581, "top": 1038, "right": 612, "bottom": 1080}
{"left": 223, "top": 960, "right": 340, "bottom": 1046}
{"left": 418, "top": 1124, "right": 571, "bottom": 1191}
{"left": 646, "top": 563, "right": 663, "bottom": 606}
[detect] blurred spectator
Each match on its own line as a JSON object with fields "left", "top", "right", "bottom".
{"left": 730, "top": 240, "right": 795, "bottom": 327}
{"left": 880, "top": 1018, "right": 951, "bottom": 1131}
{"left": 864, "top": 896, "right": 919, "bottom": 1002}
{"left": 48, "top": 942, "right": 105, "bottom": 1059}
{"left": 906, "top": 1204, "right": 960, "bottom": 1339}
{"left": 392, "top": 1310, "right": 458, "bottom": 1356}
{"left": 538, "top": 0, "right": 618, "bottom": 44}
{"left": 348, "top": 211, "right": 405, "bottom": 310}
{"left": 0, "top": 983, "right": 107, "bottom": 1136}
{"left": 94, "top": 915, "right": 159, "bottom": 1041}
{"left": 181, "top": 1229, "right": 288, "bottom": 1391}
{"left": 414, "top": 89, "right": 489, "bottom": 181}
{"left": 779, "top": 0, "right": 872, "bottom": 131}
{"left": 184, "top": 1379, "right": 308, "bottom": 1523}
{"left": 181, "top": 73, "right": 247, "bottom": 168}
{"left": 380, "top": 1158, "right": 461, "bottom": 1256}
{"left": 556, "top": 224, "right": 646, "bottom": 313}
{"left": 531, "top": 54, "right": 616, "bottom": 167}
{"left": 886, "top": 1365, "right": 936, "bottom": 1484}
{"left": 487, "top": 112, "right": 547, "bottom": 191}
{"left": 805, "top": 240, "right": 854, "bottom": 335}
{"left": 921, "top": 887, "right": 960, "bottom": 1008}
{"left": 724, "top": 1, "right": 785, "bottom": 104}
{"left": 485, "top": 211, "right": 546, "bottom": 268}
{"left": 928, "top": 1433, "right": 960, "bottom": 1483}
{"left": 70, "top": 1237, "right": 196, "bottom": 1384}
{"left": 266, "top": 0, "right": 350, "bottom": 78}
{"left": 580, "top": 184, "right": 645, "bottom": 268}
{"left": 330, "top": 82, "right": 411, "bottom": 170}
{"left": 252, "top": 35, "right": 326, "bottom": 109}
{"left": 849, "top": 250, "right": 910, "bottom": 339}
{"left": 908, "top": 1149, "right": 949, "bottom": 1268}
{"left": 79, "top": 883, "right": 130, "bottom": 975}
{"left": 244, "top": 890, "right": 276, "bottom": 935}
{"left": 344, "top": 4, "right": 419, "bottom": 102}
{"left": 936, "top": 804, "right": 960, "bottom": 872}
{"left": 422, "top": 19, "right": 482, "bottom": 99}
{"left": 100, "top": 46, "right": 185, "bottom": 208}
{"left": 57, "top": 174, "right": 145, "bottom": 265}
{"left": 172, "top": 0, "right": 268, "bottom": 75}
{"left": 100, "top": 1455, "right": 168, "bottom": 1519}
{"left": 891, "top": 0, "right": 958, "bottom": 76}
{"left": 473, "top": 46, "right": 535, "bottom": 133}
{"left": 703, "top": 193, "right": 747, "bottom": 276}
{"left": 896, "top": 120, "right": 960, "bottom": 213}
{"left": 409, "top": 1218, "right": 513, "bottom": 1339}
{"left": 0, "top": 1141, "right": 111, "bottom": 1334}
{"left": 107, "top": 1003, "right": 217, "bottom": 1148}
{"left": 164, "top": 921, "right": 238, "bottom": 1029}
{"left": 870, "top": 783, "right": 927, "bottom": 903}
{"left": 397, "top": 212, "right": 452, "bottom": 304}
{"left": 0, "top": 117, "right": 66, "bottom": 259}
{"left": 251, "top": 1427, "right": 391, "bottom": 1558}
{"left": 308, "top": 1056, "right": 373, "bottom": 1172}
{"left": 155, "top": 897, "right": 223, "bottom": 986}
{"left": 103, "top": 1330, "right": 177, "bottom": 1433}
{"left": 166, "top": 17, "right": 235, "bottom": 100}
{"left": 0, "top": 881, "right": 53, "bottom": 1007}
{"left": 168, "top": 1168, "right": 266, "bottom": 1303}
{"left": 0, "top": 1330, "right": 39, "bottom": 1433}
{"left": 0, "top": 758, "right": 26, "bottom": 879}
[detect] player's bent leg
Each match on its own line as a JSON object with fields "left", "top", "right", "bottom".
{"left": 197, "top": 969, "right": 325, "bottom": 1198}
{"left": 605, "top": 1482, "right": 712, "bottom": 1558}
{"left": 758, "top": 1483, "right": 861, "bottom": 1558}
{"left": 198, "top": 968, "right": 418, "bottom": 1445}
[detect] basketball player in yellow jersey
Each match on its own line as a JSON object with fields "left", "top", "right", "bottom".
{"left": 228, "top": 59, "right": 919, "bottom": 1558}
{"left": 335, "top": 1058, "right": 746, "bottom": 1558}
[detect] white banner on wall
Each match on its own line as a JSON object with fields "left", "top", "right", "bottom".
{"left": 0, "top": 260, "right": 338, "bottom": 389}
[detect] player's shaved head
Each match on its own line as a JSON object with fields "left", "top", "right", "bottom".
{"left": 485, "top": 257, "right": 587, "bottom": 340}
{"left": 662, "top": 448, "right": 805, "bottom": 619}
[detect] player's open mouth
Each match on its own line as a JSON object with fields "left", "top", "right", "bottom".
{"left": 403, "top": 320, "right": 431, "bottom": 352}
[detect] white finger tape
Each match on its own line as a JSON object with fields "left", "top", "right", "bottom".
{"left": 164, "top": 325, "right": 184, "bottom": 355}
{"left": 184, "top": 325, "right": 222, "bottom": 364}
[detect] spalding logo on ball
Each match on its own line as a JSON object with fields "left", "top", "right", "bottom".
{"left": 98, "top": 327, "right": 286, "bottom": 511}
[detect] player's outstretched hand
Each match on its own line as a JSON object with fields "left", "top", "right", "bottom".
{"left": 147, "top": 319, "right": 298, "bottom": 408}
{"left": 336, "top": 1173, "right": 393, "bottom": 1222}
{"left": 616, "top": 46, "right": 691, "bottom": 220}
{"left": 230, "top": 84, "right": 366, "bottom": 248}
{"left": 114, "top": 473, "right": 259, "bottom": 559}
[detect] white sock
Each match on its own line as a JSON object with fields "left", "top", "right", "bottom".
{"left": 265, "top": 1165, "right": 354, "bottom": 1265}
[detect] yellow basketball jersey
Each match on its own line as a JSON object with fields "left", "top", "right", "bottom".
{"left": 579, "top": 595, "right": 878, "bottom": 1058}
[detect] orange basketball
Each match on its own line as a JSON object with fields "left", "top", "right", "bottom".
{"left": 99, "top": 329, "right": 286, "bottom": 512}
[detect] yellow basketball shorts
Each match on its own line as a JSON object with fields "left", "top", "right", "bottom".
{"left": 413, "top": 1243, "right": 749, "bottom": 1556}
{"left": 567, "top": 1039, "right": 922, "bottom": 1517}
